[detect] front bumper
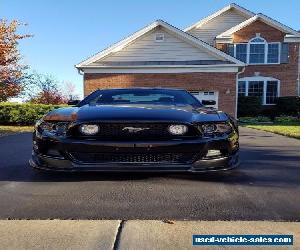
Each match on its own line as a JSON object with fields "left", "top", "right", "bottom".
{"left": 30, "top": 132, "right": 239, "bottom": 173}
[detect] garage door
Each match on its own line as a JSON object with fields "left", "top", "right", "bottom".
{"left": 190, "top": 91, "right": 219, "bottom": 109}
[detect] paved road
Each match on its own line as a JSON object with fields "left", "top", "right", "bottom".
{"left": 0, "top": 127, "right": 299, "bottom": 220}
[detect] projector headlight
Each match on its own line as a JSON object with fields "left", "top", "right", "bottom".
{"left": 201, "top": 123, "right": 232, "bottom": 135}
{"left": 201, "top": 124, "right": 216, "bottom": 134}
{"left": 168, "top": 124, "right": 188, "bottom": 135}
{"left": 79, "top": 124, "right": 99, "bottom": 135}
{"left": 36, "top": 120, "right": 69, "bottom": 136}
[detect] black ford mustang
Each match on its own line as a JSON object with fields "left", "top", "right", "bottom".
{"left": 30, "top": 88, "right": 239, "bottom": 172}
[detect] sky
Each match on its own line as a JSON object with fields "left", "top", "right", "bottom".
{"left": 2, "top": 0, "right": 300, "bottom": 98}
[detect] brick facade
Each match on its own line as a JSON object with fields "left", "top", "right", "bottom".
{"left": 233, "top": 20, "right": 285, "bottom": 43}
{"left": 84, "top": 72, "right": 237, "bottom": 116}
{"left": 217, "top": 21, "right": 299, "bottom": 97}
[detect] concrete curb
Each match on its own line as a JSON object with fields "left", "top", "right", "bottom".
{"left": 0, "top": 220, "right": 299, "bottom": 250}
{"left": 120, "top": 220, "right": 300, "bottom": 250}
{"left": 0, "top": 220, "right": 120, "bottom": 250}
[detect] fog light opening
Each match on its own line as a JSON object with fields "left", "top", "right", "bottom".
{"left": 46, "top": 149, "right": 62, "bottom": 157}
{"left": 206, "top": 150, "right": 222, "bottom": 158}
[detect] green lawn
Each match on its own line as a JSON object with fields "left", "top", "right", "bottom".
{"left": 0, "top": 126, "right": 33, "bottom": 137}
{"left": 244, "top": 123, "right": 300, "bottom": 139}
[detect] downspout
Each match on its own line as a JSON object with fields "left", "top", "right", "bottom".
{"left": 297, "top": 71, "right": 300, "bottom": 96}
{"left": 77, "top": 68, "right": 84, "bottom": 75}
{"left": 77, "top": 68, "right": 84, "bottom": 97}
{"left": 235, "top": 66, "right": 246, "bottom": 119}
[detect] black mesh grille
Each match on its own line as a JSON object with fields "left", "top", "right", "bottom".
{"left": 72, "top": 123, "right": 198, "bottom": 140}
{"left": 69, "top": 152, "right": 197, "bottom": 164}
{"left": 99, "top": 123, "right": 169, "bottom": 138}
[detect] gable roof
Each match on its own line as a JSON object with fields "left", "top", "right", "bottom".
{"left": 76, "top": 19, "right": 244, "bottom": 68}
{"left": 217, "top": 13, "right": 300, "bottom": 40}
{"left": 184, "top": 3, "right": 255, "bottom": 32}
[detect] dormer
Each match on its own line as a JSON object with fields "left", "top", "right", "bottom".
{"left": 184, "top": 3, "right": 254, "bottom": 45}
{"left": 216, "top": 13, "right": 300, "bottom": 44}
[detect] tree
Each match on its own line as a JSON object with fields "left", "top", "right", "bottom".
{"left": 24, "top": 72, "right": 67, "bottom": 104}
{"left": 30, "top": 89, "right": 67, "bottom": 104}
{"left": 0, "top": 19, "right": 31, "bottom": 101}
{"left": 63, "top": 81, "right": 78, "bottom": 100}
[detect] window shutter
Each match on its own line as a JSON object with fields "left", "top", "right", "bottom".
{"left": 227, "top": 44, "right": 234, "bottom": 57}
{"left": 280, "top": 43, "right": 289, "bottom": 63}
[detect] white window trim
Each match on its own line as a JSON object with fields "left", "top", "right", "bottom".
{"left": 233, "top": 35, "right": 281, "bottom": 65}
{"left": 238, "top": 76, "right": 280, "bottom": 105}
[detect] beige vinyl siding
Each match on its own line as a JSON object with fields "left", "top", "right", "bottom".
{"left": 187, "top": 9, "right": 249, "bottom": 45}
{"left": 96, "top": 27, "right": 219, "bottom": 62}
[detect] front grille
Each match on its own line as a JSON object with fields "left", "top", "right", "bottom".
{"left": 68, "top": 152, "right": 197, "bottom": 164}
{"left": 71, "top": 123, "right": 199, "bottom": 140}
{"left": 98, "top": 123, "right": 169, "bottom": 138}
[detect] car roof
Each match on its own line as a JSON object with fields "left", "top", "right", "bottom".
{"left": 97, "top": 87, "right": 186, "bottom": 91}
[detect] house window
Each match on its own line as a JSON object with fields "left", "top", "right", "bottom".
{"left": 236, "top": 44, "right": 247, "bottom": 63}
{"left": 204, "top": 91, "right": 215, "bottom": 95}
{"left": 248, "top": 81, "right": 264, "bottom": 98}
{"left": 155, "top": 33, "right": 164, "bottom": 42}
{"left": 232, "top": 35, "right": 280, "bottom": 64}
{"left": 238, "top": 78, "right": 280, "bottom": 105}
{"left": 238, "top": 81, "right": 246, "bottom": 96}
{"left": 267, "top": 43, "right": 280, "bottom": 63}
{"left": 249, "top": 44, "right": 265, "bottom": 64}
{"left": 266, "top": 81, "right": 278, "bottom": 104}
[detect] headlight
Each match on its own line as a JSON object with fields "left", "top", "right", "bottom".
{"left": 201, "top": 124, "right": 216, "bottom": 134}
{"left": 168, "top": 124, "right": 188, "bottom": 135}
{"left": 79, "top": 124, "right": 99, "bottom": 135}
{"left": 201, "top": 123, "right": 232, "bottom": 135}
{"left": 36, "top": 120, "right": 69, "bottom": 136}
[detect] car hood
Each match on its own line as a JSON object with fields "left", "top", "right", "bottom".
{"left": 43, "top": 104, "right": 228, "bottom": 123}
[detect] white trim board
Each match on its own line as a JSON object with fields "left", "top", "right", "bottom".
{"left": 82, "top": 66, "right": 241, "bottom": 74}
{"left": 238, "top": 76, "right": 280, "bottom": 81}
{"left": 284, "top": 35, "right": 300, "bottom": 43}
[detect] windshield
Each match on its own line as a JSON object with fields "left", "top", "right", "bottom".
{"left": 80, "top": 89, "right": 202, "bottom": 107}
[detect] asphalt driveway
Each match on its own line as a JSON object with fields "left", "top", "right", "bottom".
{"left": 0, "top": 127, "right": 299, "bottom": 220}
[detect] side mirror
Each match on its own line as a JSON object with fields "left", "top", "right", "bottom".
{"left": 202, "top": 100, "right": 216, "bottom": 106}
{"left": 67, "top": 100, "right": 80, "bottom": 106}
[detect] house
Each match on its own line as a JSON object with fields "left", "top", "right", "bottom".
{"left": 76, "top": 3, "right": 300, "bottom": 117}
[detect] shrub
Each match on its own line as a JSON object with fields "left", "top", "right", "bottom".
{"left": 260, "top": 106, "right": 278, "bottom": 121}
{"left": 276, "top": 96, "right": 300, "bottom": 117}
{"left": 238, "top": 116, "right": 272, "bottom": 124}
{"left": 238, "top": 96, "right": 300, "bottom": 119}
{"left": 237, "top": 96, "right": 261, "bottom": 117}
{"left": 0, "top": 103, "right": 67, "bottom": 125}
{"left": 275, "top": 116, "right": 300, "bottom": 123}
